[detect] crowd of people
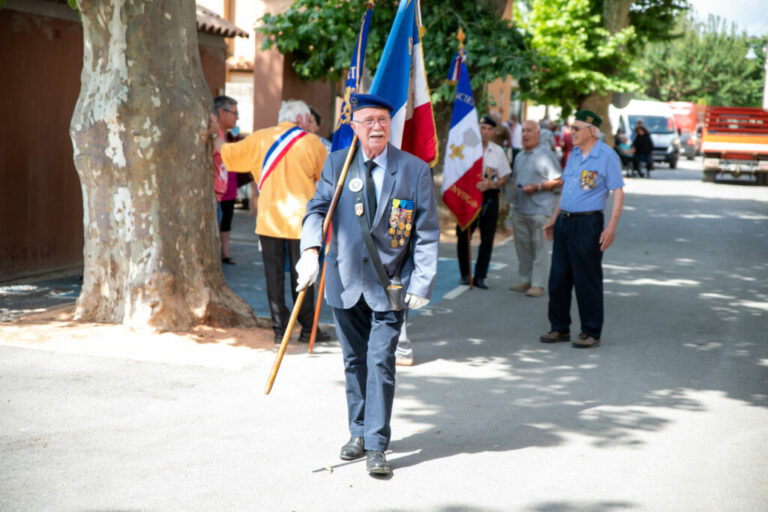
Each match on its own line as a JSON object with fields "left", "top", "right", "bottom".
{"left": 207, "top": 96, "right": 625, "bottom": 476}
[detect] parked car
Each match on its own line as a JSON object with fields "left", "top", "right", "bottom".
{"left": 680, "top": 127, "right": 702, "bottom": 160}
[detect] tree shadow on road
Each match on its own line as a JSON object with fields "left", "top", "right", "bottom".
{"left": 388, "top": 189, "right": 768, "bottom": 471}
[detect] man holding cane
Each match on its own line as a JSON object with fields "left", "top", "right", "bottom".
{"left": 295, "top": 94, "right": 439, "bottom": 476}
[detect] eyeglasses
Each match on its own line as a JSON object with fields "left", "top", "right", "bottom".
{"left": 223, "top": 108, "right": 239, "bottom": 117}
{"left": 353, "top": 117, "right": 391, "bottom": 128}
{"left": 572, "top": 124, "right": 589, "bottom": 133}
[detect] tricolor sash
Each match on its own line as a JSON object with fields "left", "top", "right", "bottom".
{"left": 258, "top": 126, "right": 307, "bottom": 191}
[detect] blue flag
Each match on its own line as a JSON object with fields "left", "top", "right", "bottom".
{"left": 331, "top": 6, "right": 374, "bottom": 151}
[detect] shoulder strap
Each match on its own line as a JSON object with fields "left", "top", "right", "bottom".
{"left": 352, "top": 162, "right": 403, "bottom": 311}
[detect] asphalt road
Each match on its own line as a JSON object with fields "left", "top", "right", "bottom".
{"left": 1, "top": 159, "right": 767, "bottom": 511}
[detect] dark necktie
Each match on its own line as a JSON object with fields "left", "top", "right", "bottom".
{"left": 365, "top": 159, "right": 377, "bottom": 224}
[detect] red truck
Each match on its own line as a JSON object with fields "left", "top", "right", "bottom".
{"left": 701, "top": 107, "right": 768, "bottom": 185}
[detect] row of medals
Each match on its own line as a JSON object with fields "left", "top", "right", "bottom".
{"left": 389, "top": 207, "right": 412, "bottom": 248}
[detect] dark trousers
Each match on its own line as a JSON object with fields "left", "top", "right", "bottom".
{"left": 259, "top": 235, "right": 315, "bottom": 335}
{"left": 633, "top": 153, "right": 653, "bottom": 176}
{"left": 333, "top": 297, "right": 405, "bottom": 451}
{"left": 547, "top": 213, "right": 604, "bottom": 338}
{"left": 457, "top": 196, "right": 499, "bottom": 280}
{"left": 218, "top": 199, "right": 235, "bottom": 232}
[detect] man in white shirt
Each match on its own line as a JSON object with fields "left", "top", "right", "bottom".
{"left": 456, "top": 115, "right": 512, "bottom": 289}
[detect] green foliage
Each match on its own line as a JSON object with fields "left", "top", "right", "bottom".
{"left": 258, "top": 0, "right": 532, "bottom": 112}
{"left": 637, "top": 14, "right": 765, "bottom": 107}
{"left": 260, "top": 0, "right": 397, "bottom": 84}
{"left": 518, "top": 0, "right": 687, "bottom": 117}
{"left": 628, "top": 0, "right": 688, "bottom": 45}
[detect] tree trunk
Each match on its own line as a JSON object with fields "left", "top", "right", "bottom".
{"left": 70, "top": 0, "right": 256, "bottom": 331}
{"left": 580, "top": 0, "right": 634, "bottom": 146}
{"left": 580, "top": 92, "right": 614, "bottom": 144}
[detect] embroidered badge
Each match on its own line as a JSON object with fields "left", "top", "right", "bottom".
{"left": 580, "top": 170, "right": 597, "bottom": 190}
{"left": 349, "top": 177, "right": 363, "bottom": 192}
{"left": 355, "top": 202, "right": 364, "bottom": 217}
{"left": 484, "top": 166, "right": 498, "bottom": 181}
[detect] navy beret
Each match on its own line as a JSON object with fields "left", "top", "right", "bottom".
{"left": 479, "top": 115, "right": 497, "bottom": 128}
{"left": 350, "top": 93, "right": 394, "bottom": 114}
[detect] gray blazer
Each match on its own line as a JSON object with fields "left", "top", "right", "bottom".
{"left": 301, "top": 143, "right": 439, "bottom": 312}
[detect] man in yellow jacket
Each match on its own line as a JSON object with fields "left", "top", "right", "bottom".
{"left": 211, "top": 100, "right": 330, "bottom": 344}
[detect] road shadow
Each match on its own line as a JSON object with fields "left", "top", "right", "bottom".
{"left": 386, "top": 187, "right": 768, "bottom": 471}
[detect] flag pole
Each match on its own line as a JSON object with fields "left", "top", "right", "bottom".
{"left": 306, "top": 1, "right": 374, "bottom": 352}
{"left": 265, "top": 136, "right": 359, "bottom": 394}
{"left": 455, "top": 28, "right": 474, "bottom": 289}
{"left": 307, "top": 246, "right": 327, "bottom": 353}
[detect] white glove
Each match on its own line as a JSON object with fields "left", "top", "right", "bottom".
{"left": 295, "top": 250, "right": 319, "bottom": 292}
{"left": 405, "top": 293, "right": 429, "bottom": 310}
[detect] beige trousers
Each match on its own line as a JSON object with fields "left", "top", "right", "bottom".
{"left": 512, "top": 211, "right": 551, "bottom": 288}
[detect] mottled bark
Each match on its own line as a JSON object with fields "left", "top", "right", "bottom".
{"left": 603, "top": 0, "right": 632, "bottom": 33}
{"left": 70, "top": 0, "right": 256, "bottom": 330}
{"left": 580, "top": 0, "right": 634, "bottom": 146}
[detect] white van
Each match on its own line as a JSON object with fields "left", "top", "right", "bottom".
{"left": 609, "top": 100, "right": 681, "bottom": 168}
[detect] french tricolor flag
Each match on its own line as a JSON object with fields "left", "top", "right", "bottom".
{"left": 369, "top": 0, "right": 437, "bottom": 166}
{"left": 441, "top": 50, "right": 483, "bottom": 229}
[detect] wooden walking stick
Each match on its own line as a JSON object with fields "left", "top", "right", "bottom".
{"left": 265, "top": 136, "right": 359, "bottom": 394}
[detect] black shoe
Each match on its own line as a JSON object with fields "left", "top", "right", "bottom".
{"left": 459, "top": 276, "right": 470, "bottom": 285}
{"left": 366, "top": 450, "right": 391, "bottom": 475}
{"left": 473, "top": 278, "right": 489, "bottom": 289}
{"left": 339, "top": 436, "right": 365, "bottom": 460}
{"left": 298, "top": 328, "right": 331, "bottom": 343}
{"left": 273, "top": 332, "right": 284, "bottom": 344}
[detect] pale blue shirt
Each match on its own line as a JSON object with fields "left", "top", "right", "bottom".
{"left": 560, "top": 140, "right": 624, "bottom": 213}
{"left": 363, "top": 145, "right": 387, "bottom": 202}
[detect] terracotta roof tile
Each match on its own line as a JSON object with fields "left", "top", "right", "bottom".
{"left": 196, "top": 5, "right": 249, "bottom": 39}
{"left": 38, "top": 1, "right": 249, "bottom": 38}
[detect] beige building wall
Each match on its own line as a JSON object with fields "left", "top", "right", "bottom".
{"left": 197, "top": 0, "right": 334, "bottom": 133}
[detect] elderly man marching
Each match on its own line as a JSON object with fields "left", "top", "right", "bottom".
{"left": 540, "top": 110, "right": 625, "bottom": 348}
{"left": 295, "top": 94, "right": 439, "bottom": 476}
{"left": 508, "top": 120, "right": 563, "bottom": 297}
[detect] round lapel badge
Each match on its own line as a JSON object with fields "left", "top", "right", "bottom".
{"left": 349, "top": 177, "right": 363, "bottom": 192}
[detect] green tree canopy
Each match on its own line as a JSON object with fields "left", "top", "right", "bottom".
{"left": 637, "top": 14, "right": 765, "bottom": 107}
{"left": 258, "top": 0, "right": 531, "bottom": 111}
{"left": 517, "top": 0, "right": 687, "bottom": 117}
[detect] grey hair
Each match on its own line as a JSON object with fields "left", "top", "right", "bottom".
{"left": 523, "top": 120, "right": 540, "bottom": 133}
{"left": 278, "top": 100, "right": 310, "bottom": 124}
{"left": 212, "top": 95, "right": 237, "bottom": 115}
{"left": 589, "top": 125, "right": 601, "bottom": 138}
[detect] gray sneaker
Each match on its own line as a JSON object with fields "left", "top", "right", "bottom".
{"left": 395, "top": 339, "right": 414, "bottom": 366}
{"left": 572, "top": 333, "right": 600, "bottom": 348}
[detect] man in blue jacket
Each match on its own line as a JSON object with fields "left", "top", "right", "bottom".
{"left": 295, "top": 94, "right": 439, "bottom": 476}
